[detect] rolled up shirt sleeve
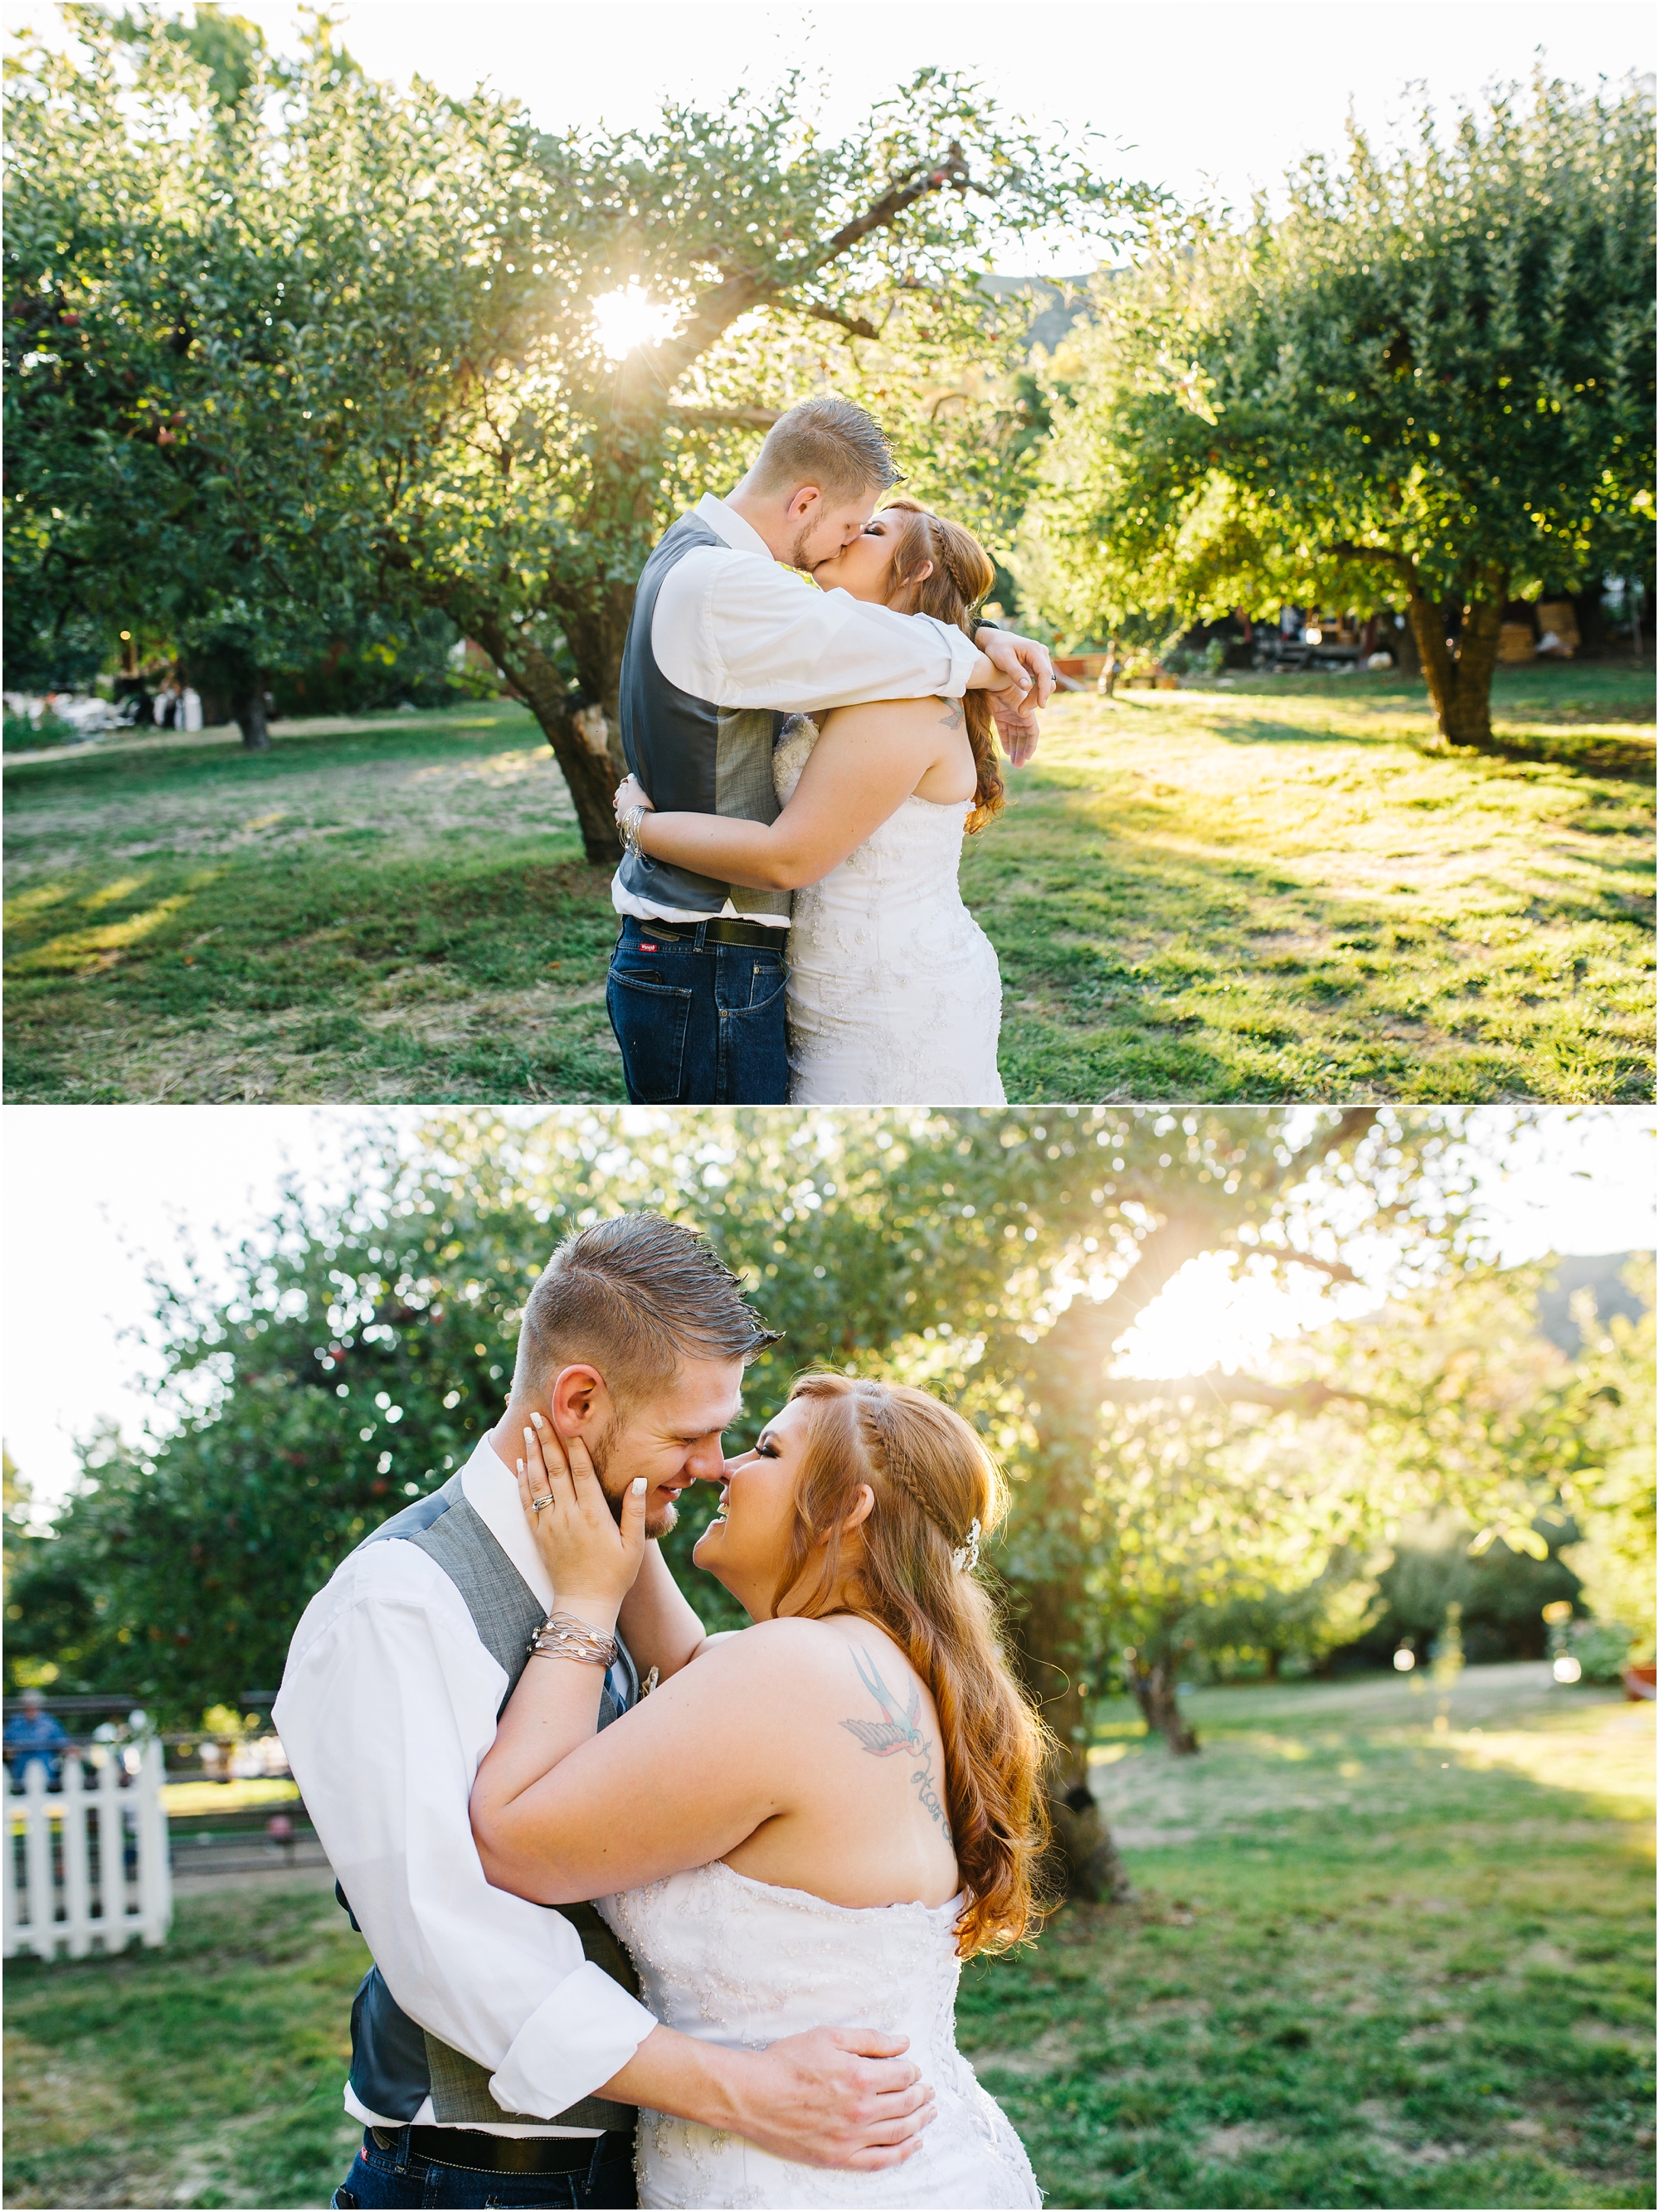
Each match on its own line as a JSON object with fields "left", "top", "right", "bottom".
{"left": 275, "top": 1547, "right": 658, "bottom": 2121}
{"left": 654, "top": 550, "right": 981, "bottom": 711}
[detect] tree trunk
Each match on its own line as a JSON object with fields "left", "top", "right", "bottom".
{"left": 468, "top": 614, "right": 624, "bottom": 864}
{"left": 1405, "top": 567, "right": 1506, "bottom": 750}
{"left": 1049, "top": 1765, "right": 1134, "bottom": 1903}
{"left": 1131, "top": 1661, "right": 1199, "bottom": 1755}
{"left": 1011, "top": 1571, "right": 1131, "bottom": 1901}
{"left": 1002, "top": 1213, "right": 1214, "bottom": 1899}
{"left": 234, "top": 677, "right": 270, "bottom": 752}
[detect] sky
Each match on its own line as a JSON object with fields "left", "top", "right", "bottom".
{"left": 4, "top": 2, "right": 1652, "bottom": 270}
{"left": 5, "top": 1106, "right": 1652, "bottom": 1519}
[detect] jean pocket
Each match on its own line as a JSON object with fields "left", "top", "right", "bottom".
{"left": 606, "top": 970, "right": 693, "bottom": 1104}
{"left": 744, "top": 959, "right": 788, "bottom": 1013}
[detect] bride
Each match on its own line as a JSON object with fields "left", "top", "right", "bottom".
{"left": 469, "top": 1373, "right": 1049, "bottom": 2210}
{"left": 611, "top": 501, "right": 1022, "bottom": 1107}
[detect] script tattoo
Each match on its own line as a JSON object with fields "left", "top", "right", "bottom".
{"left": 839, "top": 1648, "right": 951, "bottom": 1841}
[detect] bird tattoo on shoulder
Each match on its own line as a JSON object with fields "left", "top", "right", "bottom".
{"left": 840, "top": 1647, "right": 951, "bottom": 1839}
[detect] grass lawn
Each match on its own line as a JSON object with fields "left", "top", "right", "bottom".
{"left": 3, "top": 1665, "right": 1649, "bottom": 2210}
{"left": 960, "top": 1665, "right": 1655, "bottom": 2210}
{"left": 3, "top": 664, "right": 1652, "bottom": 1103}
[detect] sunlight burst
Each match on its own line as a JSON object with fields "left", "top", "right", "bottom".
{"left": 591, "top": 284, "right": 679, "bottom": 362}
{"left": 1112, "top": 1252, "right": 1360, "bottom": 1380}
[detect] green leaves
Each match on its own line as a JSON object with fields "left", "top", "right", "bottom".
{"left": 1029, "top": 73, "right": 1656, "bottom": 720}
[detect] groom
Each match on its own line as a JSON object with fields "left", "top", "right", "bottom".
{"left": 277, "top": 1213, "right": 937, "bottom": 2211}
{"left": 606, "top": 393, "right": 1054, "bottom": 1106}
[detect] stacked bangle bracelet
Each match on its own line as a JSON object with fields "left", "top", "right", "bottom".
{"left": 528, "top": 1612, "right": 618, "bottom": 1669}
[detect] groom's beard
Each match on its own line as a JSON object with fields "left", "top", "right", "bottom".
{"left": 788, "top": 520, "right": 824, "bottom": 574}
{"left": 590, "top": 1417, "right": 679, "bottom": 1538}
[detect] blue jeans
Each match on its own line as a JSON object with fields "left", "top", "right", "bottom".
{"left": 333, "top": 2127, "right": 636, "bottom": 2210}
{"left": 606, "top": 918, "right": 789, "bottom": 1104}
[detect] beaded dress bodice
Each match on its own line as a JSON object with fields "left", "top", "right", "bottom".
{"left": 597, "top": 1860, "right": 1039, "bottom": 2210}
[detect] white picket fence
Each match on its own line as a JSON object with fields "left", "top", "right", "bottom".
{"left": 3, "top": 1739, "right": 173, "bottom": 1960}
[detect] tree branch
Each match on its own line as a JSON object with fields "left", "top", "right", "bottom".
{"left": 666, "top": 404, "right": 782, "bottom": 430}
{"left": 789, "top": 299, "right": 881, "bottom": 340}
{"left": 645, "top": 146, "right": 969, "bottom": 389}
{"left": 1100, "top": 1373, "right": 1380, "bottom": 1415}
{"left": 1247, "top": 1247, "right": 1361, "bottom": 1286}
{"left": 797, "top": 143, "right": 971, "bottom": 279}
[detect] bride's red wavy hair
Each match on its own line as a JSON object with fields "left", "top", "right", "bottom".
{"left": 768, "top": 1372, "right": 1053, "bottom": 1958}
{"left": 878, "top": 498, "right": 1005, "bottom": 835}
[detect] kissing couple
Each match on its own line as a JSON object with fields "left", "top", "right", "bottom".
{"left": 603, "top": 394, "right": 1056, "bottom": 1108}
{"left": 277, "top": 1215, "right": 1047, "bottom": 2210}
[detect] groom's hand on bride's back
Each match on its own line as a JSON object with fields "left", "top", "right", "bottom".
{"left": 732, "top": 2024, "right": 937, "bottom": 2170}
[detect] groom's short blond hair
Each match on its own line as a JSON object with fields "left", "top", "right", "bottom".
{"left": 749, "top": 396, "right": 900, "bottom": 502}
{"left": 513, "top": 1213, "right": 781, "bottom": 1411}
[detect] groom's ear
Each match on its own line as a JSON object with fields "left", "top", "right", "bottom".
{"left": 548, "top": 1362, "right": 611, "bottom": 1437}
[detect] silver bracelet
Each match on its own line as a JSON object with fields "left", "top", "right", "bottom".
{"left": 528, "top": 1612, "right": 618, "bottom": 1669}
{"left": 620, "top": 804, "right": 648, "bottom": 857}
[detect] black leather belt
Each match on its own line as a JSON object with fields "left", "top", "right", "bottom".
{"left": 373, "top": 2125, "right": 632, "bottom": 2175}
{"left": 621, "top": 915, "right": 785, "bottom": 950}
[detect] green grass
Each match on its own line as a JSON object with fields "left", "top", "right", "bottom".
{"left": 3, "top": 665, "right": 1652, "bottom": 1102}
{"left": 974, "top": 661, "right": 1654, "bottom": 1103}
{"left": 2, "top": 1667, "right": 1649, "bottom": 2209}
{"left": 959, "top": 1665, "right": 1656, "bottom": 2210}
{"left": 3, "top": 1875, "right": 367, "bottom": 2209}
{"left": 2, "top": 703, "right": 622, "bottom": 1102}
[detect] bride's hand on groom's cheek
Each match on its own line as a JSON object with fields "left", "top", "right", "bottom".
{"left": 515, "top": 1414, "right": 647, "bottom": 1619}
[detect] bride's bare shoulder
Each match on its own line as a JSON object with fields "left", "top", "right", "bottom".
{"left": 697, "top": 1616, "right": 862, "bottom": 1688}
{"left": 820, "top": 695, "right": 963, "bottom": 741}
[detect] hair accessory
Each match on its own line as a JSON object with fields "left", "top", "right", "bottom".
{"left": 951, "top": 1518, "right": 981, "bottom": 1573}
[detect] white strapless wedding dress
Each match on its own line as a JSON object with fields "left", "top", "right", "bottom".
{"left": 774, "top": 716, "right": 1006, "bottom": 1106}
{"left": 597, "top": 1860, "right": 1039, "bottom": 2210}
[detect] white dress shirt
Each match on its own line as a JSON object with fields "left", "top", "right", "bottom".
{"left": 612, "top": 493, "right": 982, "bottom": 928}
{"left": 274, "top": 1435, "right": 658, "bottom": 2137}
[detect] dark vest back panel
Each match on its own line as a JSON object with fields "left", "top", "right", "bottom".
{"left": 615, "top": 511, "right": 790, "bottom": 920}
{"left": 338, "top": 1471, "right": 639, "bottom": 2131}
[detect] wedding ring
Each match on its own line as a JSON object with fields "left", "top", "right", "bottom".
{"left": 530, "top": 1493, "right": 555, "bottom": 1512}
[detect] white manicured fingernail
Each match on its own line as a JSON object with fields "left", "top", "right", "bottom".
{"left": 517, "top": 1460, "right": 525, "bottom": 1475}
{"left": 531, "top": 1412, "right": 545, "bottom": 1427}
{"left": 631, "top": 1478, "right": 647, "bottom": 1495}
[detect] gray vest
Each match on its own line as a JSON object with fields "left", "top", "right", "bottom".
{"left": 338, "top": 1471, "right": 640, "bottom": 2132}
{"left": 615, "top": 510, "right": 791, "bottom": 921}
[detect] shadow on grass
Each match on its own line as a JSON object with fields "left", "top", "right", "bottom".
{"left": 5, "top": 689, "right": 1652, "bottom": 1104}
{"left": 974, "top": 709, "right": 1652, "bottom": 1104}
{"left": 4, "top": 852, "right": 627, "bottom": 1103}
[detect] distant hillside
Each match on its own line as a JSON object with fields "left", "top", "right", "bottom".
{"left": 981, "top": 272, "right": 1095, "bottom": 354}
{"left": 1535, "top": 1252, "right": 1648, "bottom": 1357}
